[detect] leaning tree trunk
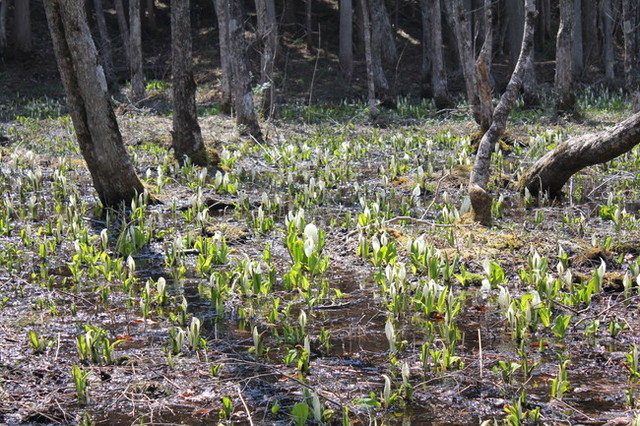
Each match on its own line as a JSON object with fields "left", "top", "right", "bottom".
{"left": 255, "top": 0, "right": 278, "bottom": 118}
{"left": 129, "top": 0, "right": 145, "bottom": 101}
{"left": 555, "top": 0, "right": 575, "bottom": 114}
{"left": 44, "top": 0, "right": 145, "bottom": 207}
{"left": 226, "top": 1, "right": 262, "bottom": 139}
{"left": 339, "top": 0, "right": 353, "bottom": 82}
{"left": 520, "top": 112, "right": 640, "bottom": 198}
{"left": 92, "top": 0, "right": 117, "bottom": 90}
{"left": 171, "top": 0, "right": 207, "bottom": 166}
{"left": 444, "top": 0, "right": 492, "bottom": 131}
{"left": 468, "top": 0, "right": 536, "bottom": 226}
{"left": 213, "top": 0, "right": 233, "bottom": 113}
{"left": 13, "top": 0, "right": 32, "bottom": 55}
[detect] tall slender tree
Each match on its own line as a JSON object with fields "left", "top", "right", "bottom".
{"left": 129, "top": 0, "right": 145, "bottom": 101}
{"left": 114, "top": 0, "right": 130, "bottom": 65}
{"left": 44, "top": 0, "right": 145, "bottom": 207}
{"left": 339, "top": 0, "right": 353, "bottom": 81}
{"left": 255, "top": 0, "right": 278, "bottom": 118}
{"left": 92, "top": 0, "right": 117, "bottom": 90}
{"left": 622, "top": 1, "right": 637, "bottom": 90}
{"left": 213, "top": 0, "right": 232, "bottom": 113}
{"left": 555, "top": 0, "right": 575, "bottom": 113}
{"left": 216, "top": 0, "right": 262, "bottom": 138}
{"left": 602, "top": 0, "right": 615, "bottom": 84}
{"left": 420, "top": 0, "right": 451, "bottom": 109}
{"left": 0, "top": 0, "right": 7, "bottom": 55}
{"left": 171, "top": 0, "right": 207, "bottom": 166}
{"left": 13, "top": 0, "right": 32, "bottom": 55}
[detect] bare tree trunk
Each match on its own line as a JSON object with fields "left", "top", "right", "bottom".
{"left": 339, "top": 0, "right": 353, "bottom": 82}
{"left": 369, "top": 0, "right": 396, "bottom": 65}
{"left": 582, "top": 0, "right": 597, "bottom": 67}
{"left": 622, "top": 1, "right": 637, "bottom": 90}
{"left": 92, "top": 0, "right": 117, "bottom": 90}
{"left": 364, "top": 0, "right": 395, "bottom": 109}
{"left": 256, "top": 0, "right": 278, "bottom": 118}
{"left": 360, "top": 0, "right": 378, "bottom": 118}
{"left": 555, "top": 0, "right": 575, "bottom": 114}
{"left": 420, "top": 0, "right": 451, "bottom": 109}
{"left": 213, "top": 0, "right": 233, "bottom": 113}
{"left": 306, "top": 0, "right": 313, "bottom": 50}
{"left": 0, "top": 0, "right": 8, "bottom": 55}
{"left": 571, "top": 0, "right": 583, "bottom": 76}
{"left": 171, "top": 0, "right": 207, "bottom": 166}
{"left": 114, "top": 0, "right": 130, "bottom": 65}
{"left": 225, "top": 1, "right": 262, "bottom": 139}
{"left": 520, "top": 112, "right": 640, "bottom": 198}
{"left": 469, "top": 0, "right": 536, "bottom": 225}
{"left": 145, "top": 0, "right": 157, "bottom": 33}
{"left": 129, "top": 0, "right": 145, "bottom": 101}
{"left": 507, "top": 0, "right": 524, "bottom": 70}
{"left": 602, "top": 0, "right": 615, "bottom": 84}
{"left": 444, "top": 0, "right": 492, "bottom": 130}
{"left": 419, "top": 0, "right": 431, "bottom": 98}
{"left": 13, "top": 0, "right": 32, "bottom": 54}
{"left": 44, "top": 0, "right": 145, "bottom": 207}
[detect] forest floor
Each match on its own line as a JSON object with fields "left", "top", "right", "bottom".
{"left": 2, "top": 2, "right": 640, "bottom": 424}
{"left": 1, "top": 81, "right": 640, "bottom": 425}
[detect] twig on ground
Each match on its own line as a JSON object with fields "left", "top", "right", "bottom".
{"left": 237, "top": 385, "right": 255, "bottom": 426}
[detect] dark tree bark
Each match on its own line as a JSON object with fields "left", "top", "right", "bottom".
{"left": 555, "top": 0, "right": 575, "bottom": 113}
{"left": 420, "top": 0, "right": 451, "bottom": 109}
{"left": 223, "top": 1, "right": 262, "bottom": 139}
{"left": 362, "top": 0, "right": 395, "bottom": 109}
{"left": 171, "top": 0, "right": 207, "bottom": 166}
{"left": 339, "top": 0, "right": 353, "bottom": 81}
{"left": 0, "top": 0, "right": 7, "bottom": 55}
{"left": 419, "top": 0, "right": 431, "bottom": 97}
{"left": 44, "top": 0, "right": 145, "bottom": 207}
{"left": 306, "top": 0, "right": 313, "bottom": 49}
{"left": 369, "top": 0, "right": 396, "bottom": 65}
{"left": 520, "top": 112, "right": 640, "bottom": 198}
{"left": 129, "top": 0, "right": 145, "bottom": 101}
{"left": 571, "top": 0, "right": 583, "bottom": 76}
{"left": 92, "top": 0, "right": 117, "bottom": 90}
{"left": 114, "top": 0, "right": 130, "bottom": 65}
{"left": 444, "top": 0, "right": 492, "bottom": 131}
{"left": 255, "top": 0, "right": 278, "bottom": 118}
{"left": 507, "top": 0, "right": 524, "bottom": 70}
{"left": 602, "top": 0, "right": 615, "bottom": 84}
{"left": 213, "top": 0, "right": 232, "bottom": 113}
{"left": 145, "top": 0, "right": 157, "bottom": 33}
{"left": 469, "top": 0, "right": 537, "bottom": 225}
{"left": 13, "top": 0, "right": 32, "bottom": 54}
